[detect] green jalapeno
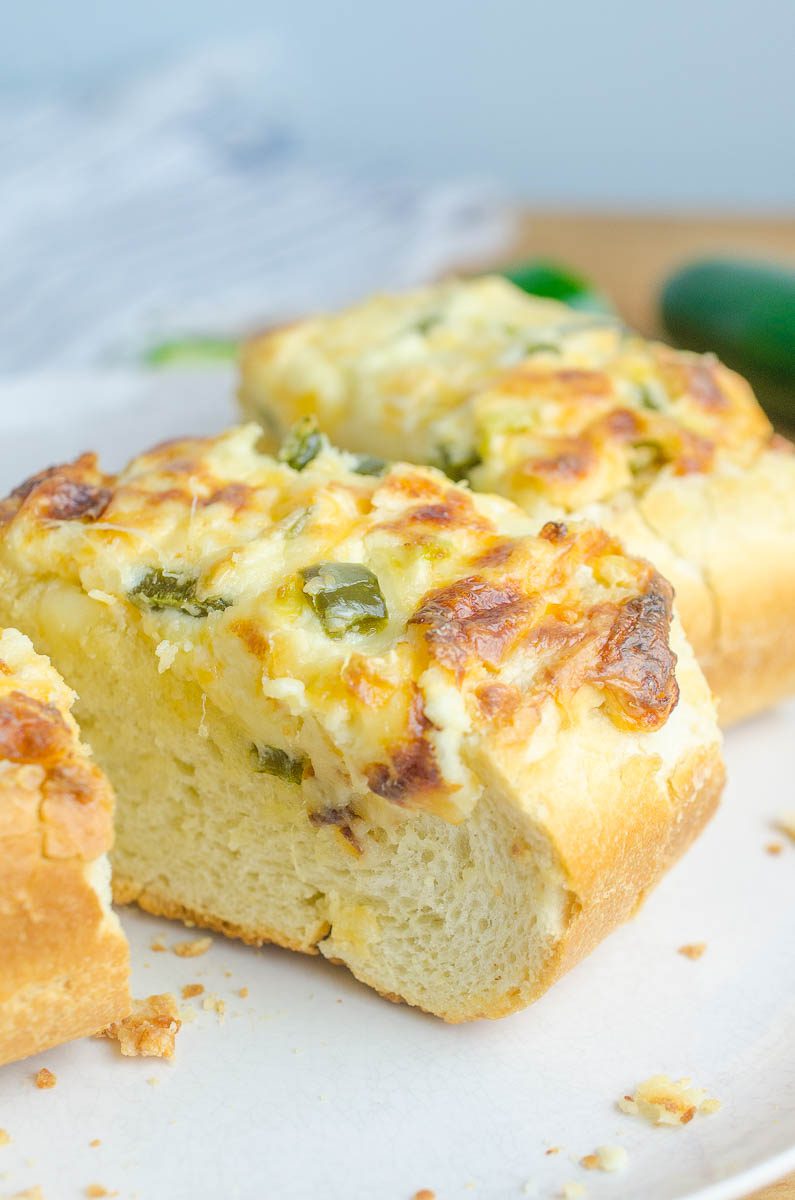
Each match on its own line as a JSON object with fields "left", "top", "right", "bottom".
{"left": 129, "top": 568, "right": 230, "bottom": 617}
{"left": 351, "top": 454, "right": 387, "bottom": 476}
{"left": 434, "top": 444, "right": 482, "bottom": 482}
{"left": 301, "top": 562, "right": 388, "bottom": 638}
{"left": 250, "top": 743, "right": 307, "bottom": 784}
{"left": 278, "top": 418, "right": 324, "bottom": 471}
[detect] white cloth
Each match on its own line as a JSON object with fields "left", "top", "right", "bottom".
{"left": 0, "top": 46, "right": 512, "bottom": 371}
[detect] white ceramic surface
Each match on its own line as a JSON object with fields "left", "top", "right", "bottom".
{"left": 0, "top": 371, "right": 793, "bottom": 1200}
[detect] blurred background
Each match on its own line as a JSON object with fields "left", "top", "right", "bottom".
{"left": 6, "top": 0, "right": 795, "bottom": 208}
{"left": 1, "top": 0, "right": 793, "bottom": 396}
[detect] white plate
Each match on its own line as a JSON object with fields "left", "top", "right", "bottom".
{"left": 0, "top": 371, "right": 793, "bottom": 1200}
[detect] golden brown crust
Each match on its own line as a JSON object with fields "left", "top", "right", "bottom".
{"left": 638, "top": 447, "right": 795, "bottom": 724}
{"left": 111, "top": 872, "right": 322, "bottom": 956}
{"left": 0, "top": 630, "right": 130, "bottom": 1065}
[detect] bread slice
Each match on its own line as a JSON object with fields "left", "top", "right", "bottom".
{"left": 239, "top": 276, "right": 795, "bottom": 725}
{"left": 0, "top": 426, "right": 723, "bottom": 1020}
{"left": 0, "top": 627, "right": 129, "bottom": 1066}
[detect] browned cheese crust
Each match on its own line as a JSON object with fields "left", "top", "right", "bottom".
{"left": 240, "top": 278, "right": 795, "bottom": 724}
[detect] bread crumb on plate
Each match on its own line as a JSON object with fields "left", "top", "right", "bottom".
{"left": 150, "top": 939, "right": 167, "bottom": 953}
{"left": 581, "top": 1145, "right": 628, "bottom": 1172}
{"left": 8, "top": 1188, "right": 45, "bottom": 1199}
{"left": 84, "top": 1187, "right": 117, "bottom": 1198}
{"left": 560, "top": 1184, "right": 587, "bottom": 1199}
{"left": 33, "top": 1068, "right": 56, "bottom": 1090}
{"left": 238, "top": 987, "right": 249, "bottom": 999}
{"left": 0, "top": 1129, "right": 10, "bottom": 1146}
{"left": 172, "top": 937, "right": 212, "bottom": 958}
{"left": 181, "top": 983, "right": 204, "bottom": 1000}
{"left": 98, "top": 994, "right": 181, "bottom": 1059}
{"left": 201, "top": 994, "right": 226, "bottom": 1020}
{"left": 619, "top": 1075, "right": 721, "bottom": 1125}
{"left": 88, "top": 1140, "right": 100, "bottom": 1149}
{"left": 775, "top": 812, "right": 795, "bottom": 842}
{"left": 766, "top": 842, "right": 784, "bottom": 856}
{"left": 678, "top": 943, "right": 707, "bottom": 960}
{"left": 411, "top": 1191, "right": 436, "bottom": 1200}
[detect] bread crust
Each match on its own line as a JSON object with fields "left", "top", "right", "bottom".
{"left": 111, "top": 872, "right": 320, "bottom": 956}
{"left": 638, "top": 446, "right": 795, "bottom": 724}
{"left": 0, "top": 630, "right": 130, "bottom": 1065}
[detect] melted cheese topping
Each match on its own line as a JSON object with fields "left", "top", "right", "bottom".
{"left": 241, "top": 275, "right": 773, "bottom": 512}
{"left": 1, "top": 426, "right": 682, "bottom": 823}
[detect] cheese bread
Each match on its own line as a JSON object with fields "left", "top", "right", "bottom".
{"left": 240, "top": 277, "right": 795, "bottom": 724}
{"left": 0, "top": 426, "right": 723, "bottom": 1020}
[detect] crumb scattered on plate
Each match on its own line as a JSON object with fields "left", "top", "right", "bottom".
{"left": 99, "top": 994, "right": 181, "bottom": 1059}
{"left": 560, "top": 1184, "right": 586, "bottom": 1199}
{"left": 172, "top": 937, "right": 212, "bottom": 958}
{"left": 89, "top": 1140, "right": 101, "bottom": 1149}
{"left": 238, "top": 987, "right": 249, "bottom": 999}
{"left": 412, "top": 1191, "right": 436, "bottom": 1200}
{"left": 545, "top": 1146, "right": 560, "bottom": 1156}
{"left": 775, "top": 813, "right": 795, "bottom": 842}
{"left": 150, "top": 939, "right": 167, "bottom": 953}
{"left": 0, "top": 1128, "right": 10, "bottom": 1146}
{"left": 84, "top": 1187, "right": 117, "bottom": 1198}
{"left": 34, "top": 1068, "right": 56, "bottom": 1090}
{"left": 202, "top": 994, "right": 226, "bottom": 1020}
{"left": 581, "top": 1145, "right": 628, "bottom": 1172}
{"left": 146, "top": 1077, "right": 160, "bottom": 1088}
{"left": 181, "top": 983, "right": 204, "bottom": 1000}
{"left": 619, "top": 1075, "right": 721, "bottom": 1126}
{"left": 8, "top": 1188, "right": 45, "bottom": 1199}
{"left": 678, "top": 943, "right": 707, "bottom": 960}
{"left": 766, "top": 842, "right": 784, "bottom": 856}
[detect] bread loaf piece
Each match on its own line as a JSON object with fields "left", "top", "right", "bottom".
{"left": 0, "top": 627, "right": 129, "bottom": 1065}
{"left": 240, "top": 277, "right": 795, "bottom": 724}
{"left": 0, "top": 426, "right": 723, "bottom": 1020}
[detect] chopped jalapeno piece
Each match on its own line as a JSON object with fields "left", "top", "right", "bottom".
{"left": 638, "top": 384, "right": 664, "bottom": 411}
{"left": 412, "top": 312, "right": 442, "bottom": 335}
{"left": 130, "top": 568, "right": 230, "bottom": 617}
{"left": 301, "top": 563, "right": 388, "bottom": 638}
{"left": 352, "top": 454, "right": 387, "bottom": 476}
{"left": 434, "top": 444, "right": 482, "bottom": 482}
{"left": 250, "top": 742, "right": 307, "bottom": 784}
{"left": 278, "top": 417, "right": 324, "bottom": 471}
{"left": 629, "top": 440, "right": 666, "bottom": 475}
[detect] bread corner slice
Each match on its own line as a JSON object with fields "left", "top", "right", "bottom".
{"left": 0, "top": 627, "right": 130, "bottom": 1066}
{"left": 0, "top": 426, "right": 723, "bottom": 1021}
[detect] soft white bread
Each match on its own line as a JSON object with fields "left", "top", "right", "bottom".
{"left": 0, "top": 627, "right": 130, "bottom": 1066}
{"left": 0, "top": 426, "right": 723, "bottom": 1020}
{"left": 239, "top": 276, "right": 795, "bottom": 725}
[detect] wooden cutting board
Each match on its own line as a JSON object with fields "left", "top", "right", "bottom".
{"left": 500, "top": 210, "right": 795, "bottom": 1200}
{"left": 498, "top": 210, "right": 795, "bottom": 340}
